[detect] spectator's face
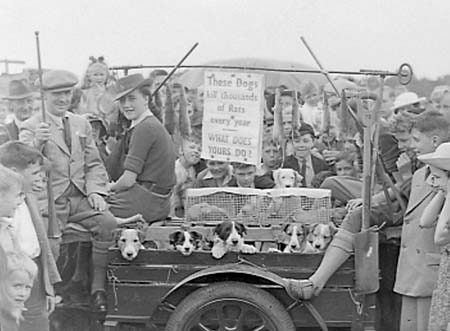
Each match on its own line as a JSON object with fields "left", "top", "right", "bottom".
{"left": 335, "top": 160, "right": 356, "bottom": 177}
{"left": 262, "top": 144, "right": 281, "bottom": 169}
{"left": 18, "top": 161, "right": 44, "bottom": 194}
{"left": 151, "top": 75, "right": 167, "bottom": 97}
{"left": 207, "top": 160, "right": 229, "bottom": 180}
{"left": 182, "top": 140, "right": 201, "bottom": 165}
{"left": 280, "top": 96, "right": 293, "bottom": 110}
{"left": 410, "top": 128, "right": 436, "bottom": 156}
{"left": 195, "top": 90, "right": 204, "bottom": 112}
{"left": 282, "top": 113, "right": 293, "bottom": 136}
{"left": 9, "top": 96, "right": 34, "bottom": 122}
{"left": 0, "top": 183, "right": 24, "bottom": 218}
{"left": 3, "top": 270, "right": 33, "bottom": 313}
{"left": 429, "top": 165, "right": 448, "bottom": 191}
{"left": 304, "top": 91, "right": 319, "bottom": 107}
{"left": 45, "top": 89, "right": 73, "bottom": 116}
{"left": 436, "top": 94, "right": 450, "bottom": 114}
{"left": 395, "top": 131, "right": 413, "bottom": 154}
{"left": 90, "top": 67, "right": 107, "bottom": 86}
{"left": 380, "top": 90, "right": 394, "bottom": 119}
{"left": 119, "top": 90, "right": 148, "bottom": 121}
{"left": 234, "top": 166, "right": 256, "bottom": 188}
{"left": 292, "top": 134, "right": 314, "bottom": 158}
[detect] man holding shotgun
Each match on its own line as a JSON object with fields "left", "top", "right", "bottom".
{"left": 19, "top": 70, "right": 118, "bottom": 312}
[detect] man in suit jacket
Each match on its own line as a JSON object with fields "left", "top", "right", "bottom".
{"left": 0, "top": 141, "right": 61, "bottom": 331}
{"left": 3, "top": 79, "right": 35, "bottom": 140}
{"left": 19, "top": 70, "right": 117, "bottom": 312}
{"left": 283, "top": 124, "right": 329, "bottom": 187}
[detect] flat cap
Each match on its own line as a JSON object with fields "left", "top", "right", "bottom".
{"left": 42, "top": 70, "right": 78, "bottom": 92}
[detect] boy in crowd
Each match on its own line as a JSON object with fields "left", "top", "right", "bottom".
{"left": 283, "top": 125, "right": 329, "bottom": 187}
{"left": 256, "top": 136, "right": 282, "bottom": 176}
{"left": 171, "top": 137, "right": 204, "bottom": 217}
{"left": 320, "top": 151, "right": 362, "bottom": 205}
{"left": 195, "top": 159, "right": 232, "bottom": 188}
{"left": 228, "top": 162, "right": 275, "bottom": 189}
{"left": 0, "top": 141, "right": 60, "bottom": 331}
{"left": 299, "top": 81, "right": 321, "bottom": 133}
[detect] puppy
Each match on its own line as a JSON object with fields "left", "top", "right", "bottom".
{"left": 211, "top": 221, "right": 256, "bottom": 259}
{"left": 169, "top": 230, "right": 203, "bottom": 256}
{"left": 307, "top": 223, "right": 338, "bottom": 252}
{"left": 114, "top": 228, "right": 146, "bottom": 261}
{"left": 281, "top": 223, "right": 308, "bottom": 253}
{"left": 273, "top": 168, "right": 303, "bottom": 188}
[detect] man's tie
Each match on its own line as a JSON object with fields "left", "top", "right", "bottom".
{"left": 300, "top": 158, "right": 307, "bottom": 187}
{"left": 62, "top": 116, "right": 72, "bottom": 151}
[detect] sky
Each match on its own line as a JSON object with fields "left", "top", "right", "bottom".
{"left": 1, "top": 0, "right": 450, "bottom": 80}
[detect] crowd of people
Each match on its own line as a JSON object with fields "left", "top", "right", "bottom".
{"left": 0, "top": 55, "right": 450, "bottom": 331}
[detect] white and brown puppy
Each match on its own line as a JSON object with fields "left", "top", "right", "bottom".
{"left": 273, "top": 168, "right": 303, "bottom": 188}
{"left": 281, "top": 223, "right": 309, "bottom": 253}
{"left": 169, "top": 230, "right": 203, "bottom": 256}
{"left": 307, "top": 223, "right": 338, "bottom": 252}
{"left": 114, "top": 228, "right": 146, "bottom": 261}
{"left": 211, "top": 221, "right": 256, "bottom": 259}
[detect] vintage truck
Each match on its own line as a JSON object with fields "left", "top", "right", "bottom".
{"left": 102, "top": 187, "right": 377, "bottom": 331}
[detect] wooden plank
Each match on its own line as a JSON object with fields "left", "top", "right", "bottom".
{"left": 108, "top": 249, "right": 355, "bottom": 269}
{"left": 108, "top": 264, "right": 354, "bottom": 286}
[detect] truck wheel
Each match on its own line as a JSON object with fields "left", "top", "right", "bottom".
{"left": 165, "top": 281, "right": 295, "bottom": 331}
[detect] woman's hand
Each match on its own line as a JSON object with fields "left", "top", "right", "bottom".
{"left": 346, "top": 198, "right": 363, "bottom": 212}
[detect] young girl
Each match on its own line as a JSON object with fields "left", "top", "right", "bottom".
{"left": 78, "top": 56, "right": 117, "bottom": 132}
{"left": 418, "top": 142, "right": 450, "bottom": 331}
{"left": 0, "top": 251, "right": 38, "bottom": 331}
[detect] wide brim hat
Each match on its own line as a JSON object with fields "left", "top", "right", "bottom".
{"left": 418, "top": 142, "right": 450, "bottom": 171}
{"left": 113, "top": 74, "right": 152, "bottom": 101}
{"left": 392, "top": 92, "right": 426, "bottom": 110}
{"left": 3, "top": 79, "right": 34, "bottom": 100}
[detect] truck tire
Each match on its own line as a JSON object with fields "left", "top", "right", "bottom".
{"left": 165, "top": 281, "right": 295, "bottom": 331}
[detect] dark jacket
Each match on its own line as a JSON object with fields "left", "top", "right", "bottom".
{"left": 283, "top": 154, "right": 329, "bottom": 175}
{"left": 227, "top": 173, "right": 275, "bottom": 189}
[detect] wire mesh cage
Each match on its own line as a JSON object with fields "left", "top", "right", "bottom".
{"left": 184, "top": 187, "right": 331, "bottom": 225}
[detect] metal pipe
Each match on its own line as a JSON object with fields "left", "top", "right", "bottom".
{"left": 151, "top": 42, "right": 199, "bottom": 98}
{"left": 110, "top": 64, "right": 403, "bottom": 78}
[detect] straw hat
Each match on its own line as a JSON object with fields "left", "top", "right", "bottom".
{"left": 392, "top": 92, "right": 426, "bottom": 111}
{"left": 418, "top": 142, "right": 450, "bottom": 171}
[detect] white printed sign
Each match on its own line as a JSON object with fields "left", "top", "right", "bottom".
{"left": 201, "top": 71, "right": 264, "bottom": 165}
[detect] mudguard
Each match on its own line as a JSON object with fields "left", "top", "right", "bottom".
{"left": 162, "top": 263, "right": 286, "bottom": 302}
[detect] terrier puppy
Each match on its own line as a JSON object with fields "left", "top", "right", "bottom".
{"left": 307, "top": 223, "right": 338, "bottom": 252}
{"left": 169, "top": 230, "right": 204, "bottom": 256}
{"left": 281, "top": 223, "right": 309, "bottom": 253}
{"left": 211, "top": 221, "right": 256, "bottom": 259}
{"left": 114, "top": 228, "right": 146, "bottom": 261}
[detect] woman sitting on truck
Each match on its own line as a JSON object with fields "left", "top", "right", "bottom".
{"left": 107, "top": 74, "right": 177, "bottom": 223}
